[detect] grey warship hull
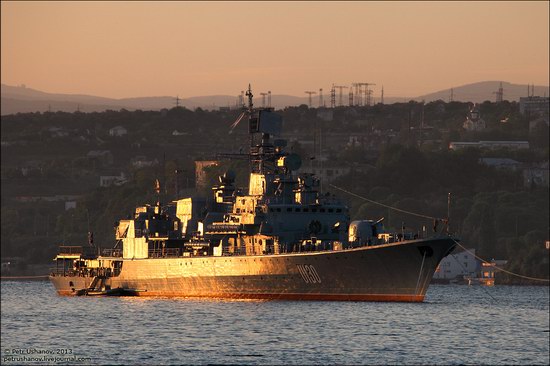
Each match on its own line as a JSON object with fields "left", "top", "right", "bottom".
{"left": 50, "top": 237, "right": 455, "bottom": 301}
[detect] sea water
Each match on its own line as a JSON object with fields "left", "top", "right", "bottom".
{"left": 1, "top": 281, "right": 548, "bottom": 365}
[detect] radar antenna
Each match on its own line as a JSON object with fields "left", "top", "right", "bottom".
{"left": 245, "top": 84, "right": 254, "bottom": 111}
{"left": 229, "top": 84, "right": 254, "bottom": 134}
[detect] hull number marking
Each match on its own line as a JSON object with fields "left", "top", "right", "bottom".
{"left": 297, "top": 264, "right": 321, "bottom": 284}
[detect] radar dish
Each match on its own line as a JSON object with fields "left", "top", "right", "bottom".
{"left": 223, "top": 170, "right": 236, "bottom": 183}
{"left": 285, "top": 153, "right": 302, "bottom": 171}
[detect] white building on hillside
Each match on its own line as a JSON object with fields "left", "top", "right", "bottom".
{"left": 433, "top": 248, "right": 479, "bottom": 281}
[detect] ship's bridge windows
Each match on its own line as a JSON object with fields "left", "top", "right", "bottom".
{"left": 320, "top": 208, "right": 326, "bottom": 213}
{"left": 328, "top": 208, "right": 334, "bottom": 213}
{"left": 336, "top": 209, "right": 342, "bottom": 213}
{"left": 287, "top": 207, "right": 292, "bottom": 212}
{"left": 303, "top": 208, "right": 309, "bottom": 212}
{"left": 276, "top": 208, "right": 282, "bottom": 212}
{"left": 295, "top": 208, "right": 301, "bottom": 212}
{"left": 312, "top": 208, "right": 317, "bottom": 213}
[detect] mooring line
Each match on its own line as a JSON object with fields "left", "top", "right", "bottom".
{"left": 329, "top": 184, "right": 443, "bottom": 221}
{"left": 415, "top": 251, "right": 427, "bottom": 295}
{"left": 452, "top": 239, "right": 550, "bottom": 283}
{"left": 329, "top": 184, "right": 549, "bottom": 284}
{"left": 449, "top": 252, "right": 498, "bottom": 301}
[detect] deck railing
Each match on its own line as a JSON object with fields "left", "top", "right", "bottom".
{"left": 102, "top": 248, "right": 122, "bottom": 257}
{"left": 57, "top": 246, "right": 83, "bottom": 255}
{"left": 148, "top": 248, "right": 181, "bottom": 258}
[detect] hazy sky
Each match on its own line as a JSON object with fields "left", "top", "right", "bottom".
{"left": 2, "top": 1, "right": 548, "bottom": 99}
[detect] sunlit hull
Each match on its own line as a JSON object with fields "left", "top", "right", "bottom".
{"left": 50, "top": 237, "right": 456, "bottom": 302}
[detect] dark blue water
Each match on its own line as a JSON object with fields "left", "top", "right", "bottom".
{"left": 1, "top": 281, "right": 548, "bottom": 365}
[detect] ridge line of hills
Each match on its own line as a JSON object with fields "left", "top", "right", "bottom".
{"left": 1, "top": 81, "right": 548, "bottom": 115}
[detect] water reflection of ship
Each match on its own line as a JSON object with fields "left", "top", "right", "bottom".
{"left": 50, "top": 85, "right": 457, "bottom": 302}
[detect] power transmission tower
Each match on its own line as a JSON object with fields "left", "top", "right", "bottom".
{"left": 330, "top": 85, "right": 336, "bottom": 108}
{"left": 356, "top": 83, "right": 375, "bottom": 106}
{"left": 492, "top": 82, "right": 503, "bottom": 103}
{"left": 333, "top": 85, "right": 348, "bottom": 107}
{"left": 351, "top": 83, "right": 363, "bottom": 106}
{"left": 304, "top": 91, "right": 317, "bottom": 108}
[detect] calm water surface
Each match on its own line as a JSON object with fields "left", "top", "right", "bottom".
{"left": 1, "top": 281, "right": 549, "bottom": 365}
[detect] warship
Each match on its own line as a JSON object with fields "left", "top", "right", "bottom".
{"left": 50, "top": 86, "right": 457, "bottom": 302}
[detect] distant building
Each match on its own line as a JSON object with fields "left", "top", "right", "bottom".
{"left": 523, "top": 161, "right": 549, "bottom": 188}
{"left": 433, "top": 248, "right": 479, "bottom": 281}
{"left": 529, "top": 116, "right": 549, "bottom": 132}
{"left": 479, "top": 158, "right": 522, "bottom": 171}
{"left": 86, "top": 150, "right": 113, "bottom": 166}
{"left": 463, "top": 104, "right": 486, "bottom": 131}
{"left": 195, "top": 160, "right": 219, "bottom": 189}
{"left": 20, "top": 160, "right": 44, "bottom": 177}
{"left": 449, "top": 141, "right": 529, "bottom": 151}
{"left": 347, "top": 135, "right": 364, "bottom": 148}
{"left": 434, "top": 248, "right": 508, "bottom": 285}
{"left": 109, "top": 126, "right": 128, "bottom": 137}
{"left": 519, "top": 96, "right": 549, "bottom": 117}
{"left": 15, "top": 195, "right": 82, "bottom": 203}
{"left": 48, "top": 127, "right": 69, "bottom": 138}
{"left": 475, "top": 260, "right": 508, "bottom": 286}
{"left": 306, "top": 165, "right": 351, "bottom": 183}
{"left": 131, "top": 156, "right": 159, "bottom": 168}
{"left": 99, "top": 172, "right": 128, "bottom": 187}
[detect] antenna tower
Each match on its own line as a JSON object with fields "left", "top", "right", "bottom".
{"left": 330, "top": 85, "right": 336, "bottom": 108}
{"left": 319, "top": 88, "right": 324, "bottom": 107}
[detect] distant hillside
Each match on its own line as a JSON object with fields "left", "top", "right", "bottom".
{"left": 1, "top": 81, "right": 548, "bottom": 115}
{"left": 416, "top": 81, "right": 549, "bottom": 103}
{"left": 0, "top": 84, "right": 311, "bottom": 114}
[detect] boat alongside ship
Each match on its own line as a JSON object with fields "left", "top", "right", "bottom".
{"left": 50, "top": 86, "right": 457, "bottom": 301}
